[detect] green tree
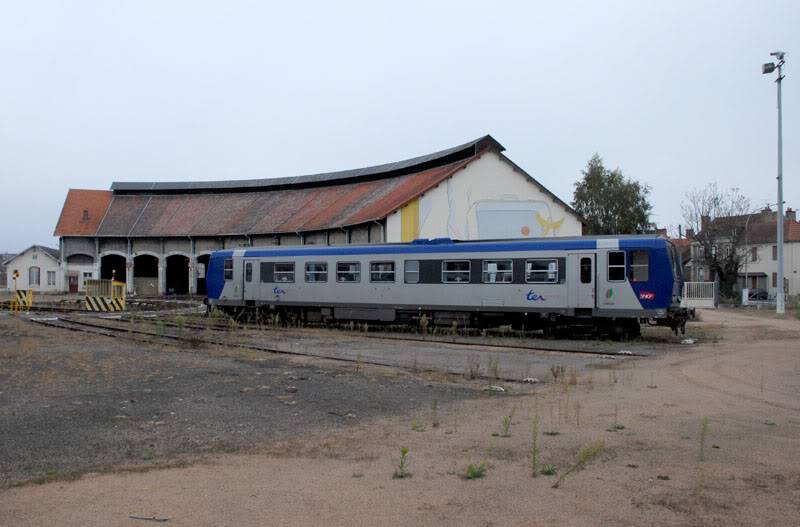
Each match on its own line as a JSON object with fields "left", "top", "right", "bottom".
{"left": 571, "top": 154, "right": 653, "bottom": 235}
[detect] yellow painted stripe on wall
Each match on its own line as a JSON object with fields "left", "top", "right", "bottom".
{"left": 400, "top": 198, "right": 420, "bottom": 242}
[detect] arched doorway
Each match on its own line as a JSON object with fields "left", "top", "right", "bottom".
{"left": 196, "top": 254, "right": 210, "bottom": 295}
{"left": 100, "top": 254, "right": 126, "bottom": 283}
{"left": 66, "top": 254, "right": 94, "bottom": 293}
{"left": 165, "top": 254, "right": 189, "bottom": 295}
{"left": 133, "top": 254, "right": 159, "bottom": 296}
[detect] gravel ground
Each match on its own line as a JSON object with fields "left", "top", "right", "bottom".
{"left": 0, "top": 316, "right": 477, "bottom": 487}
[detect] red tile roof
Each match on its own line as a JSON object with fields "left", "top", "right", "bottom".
{"left": 67, "top": 158, "right": 473, "bottom": 237}
{"left": 54, "top": 189, "right": 113, "bottom": 236}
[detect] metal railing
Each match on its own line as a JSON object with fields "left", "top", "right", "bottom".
{"left": 681, "top": 281, "right": 717, "bottom": 309}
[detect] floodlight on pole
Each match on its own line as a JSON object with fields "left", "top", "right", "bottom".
{"left": 762, "top": 51, "right": 786, "bottom": 314}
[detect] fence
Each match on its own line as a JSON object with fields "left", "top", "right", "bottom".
{"left": 85, "top": 279, "right": 126, "bottom": 312}
{"left": 681, "top": 281, "right": 717, "bottom": 309}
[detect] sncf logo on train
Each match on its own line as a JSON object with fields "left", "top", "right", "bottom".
{"left": 638, "top": 291, "right": 655, "bottom": 301}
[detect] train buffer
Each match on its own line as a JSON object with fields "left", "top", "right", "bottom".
{"left": 85, "top": 279, "right": 126, "bottom": 312}
{"left": 9, "top": 289, "right": 33, "bottom": 313}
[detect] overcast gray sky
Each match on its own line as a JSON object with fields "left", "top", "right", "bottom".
{"left": 1, "top": 0, "right": 798, "bottom": 252}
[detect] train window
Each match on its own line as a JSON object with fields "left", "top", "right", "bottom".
{"left": 223, "top": 258, "right": 233, "bottom": 280}
{"left": 404, "top": 260, "right": 420, "bottom": 283}
{"left": 370, "top": 261, "right": 395, "bottom": 282}
{"left": 525, "top": 259, "right": 557, "bottom": 283}
{"left": 580, "top": 258, "right": 592, "bottom": 283}
{"left": 337, "top": 262, "right": 361, "bottom": 282}
{"left": 629, "top": 250, "right": 649, "bottom": 282}
{"left": 482, "top": 260, "right": 512, "bottom": 283}
{"left": 305, "top": 262, "right": 328, "bottom": 283}
{"left": 608, "top": 251, "right": 626, "bottom": 281}
{"left": 245, "top": 262, "right": 253, "bottom": 282}
{"left": 442, "top": 260, "right": 470, "bottom": 283}
{"left": 274, "top": 262, "right": 295, "bottom": 283}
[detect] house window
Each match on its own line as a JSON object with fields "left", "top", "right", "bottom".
{"left": 482, "top": 260, "right": 513, "bottom": 283}
{"left": 305, "top": 262, "right": 328, "bottom": 282}
{"left": 525, "top": 259, "right": 558, "bottom": 284}
{"left": 751, "top": 247, "right": 758, "bottom": 262}
{"left": 29, "top": 266, "right": 40, "bottom": 286}
{"left": 223, "top": 258, "right": 233, "bottom": 280}
{"left": 370, "top": 261, "right": 395, "bottom": 282}
{"left": 608, "top": 251, "right": 626, "bottom": 282}
{"left": 274, "top": 262, "right": 295, "bottom": 282}
{"left": 629, "top": 250, "right": 649, "bottom": 282}
{"left": 442, "top": 260, "right": 470, "bottom": 283}
{"left": 83, "top": 272, "right": 92, "bottom": 286}
{"left": 337, "top": 262, "right": 361, "bottom": 282}
{"left": 772, "top": 272, "right": 777, "bottom": 288}
{"left": 404, "top": 260, "right": 420, "bottom": 284}
{"left": 772, "top": 245, "right": 778, "bottom": 261}
{"left": 47, "top": 271, "right": 56, "bottom": 286}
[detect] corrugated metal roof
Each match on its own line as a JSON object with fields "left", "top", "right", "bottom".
{"left": 110, "top": 135, "right": 502, "bottom": 194}
{"left": 53, "top": 189, "right": 113, "bottom": 236}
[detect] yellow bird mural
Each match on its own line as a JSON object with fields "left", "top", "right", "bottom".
{"left": 535, "top": 212, "right": 564, "bottom": 236}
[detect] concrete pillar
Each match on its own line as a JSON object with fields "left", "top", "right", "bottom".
{"left": 158, "top": 263, "right": 166, "bottom": 296}
{"left": 189, "top": 256, "right": 197, "bottom": 296}
{"left": 126, "top": 258, "right": 134, "bottom": 294}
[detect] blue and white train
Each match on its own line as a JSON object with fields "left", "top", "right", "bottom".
{"left": 205, "top": 235, "right": 689, "bottom": 338}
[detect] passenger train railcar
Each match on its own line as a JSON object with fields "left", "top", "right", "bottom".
{"left": 206, "top": 236, "right": 689, "bottom": 338}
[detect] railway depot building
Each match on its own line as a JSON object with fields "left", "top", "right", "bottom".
{"left": 54, "top": 135, "right": 583, "bottom": 296}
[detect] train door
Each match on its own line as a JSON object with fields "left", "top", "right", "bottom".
{"left": 242, "top": 260, "right": 254, "bottom": 301}
{"left": 568, "top": 253, "right": 595, "bottom": 310}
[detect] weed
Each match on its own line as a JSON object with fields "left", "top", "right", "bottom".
{"left": 530, "top": 407, "right": 540, "bottom": 478}
{"left": 552, "top": 440, "right": 605, "bottom": 488}
{"left": 410, "top": 419, "right": 425, "bottom": 432}
{"left": 463, "top": 461, "right": 488, "bottom": 480}
{"left": 550, "top": 364, "right": 565, "bottom": 383}
{"left": 540, "top": 464, "right": 558, "bottom": 476}
{"left": 175, "top": 315, "right": 186, "bottom": 336}
{"left": 465, "top": 356, "right": 481, "bottom": 380}
{"left": 393, "top": 447, "right": 412, "bottom": 479}
{"left": 488, "top": 356, "right": 500, "bottom": 381}
{"left": 352, "top": 473, "right": 364, "bottom": 478}
{"left": 543, "top": 431, "right": 560, "bottom": 436}
{"left": 606, "top": 404, "right": 625, "bottom": 432}
{"left": 354, "top": 352, "right": 363, "bottom": 374}
{"left": 431, "top": 399, "right": 440, "bottom": 428}
{"left": 568, "top": 366, "right": 577, "bottom": 386}
{"left": 142, "top": 447, "right": 155, "bottom": 461}
{"left": 501, "top": 414, "right": 512, "bottom": 437}
{"left": 574, "top": 401, "right": 582, "bottom": 428}
{"left": 698, "top": 416, "right": 709, "bottom": 461}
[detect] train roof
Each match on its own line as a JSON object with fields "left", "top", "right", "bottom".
{"left": 213, "top": 235, "right": 671, "bottom": 259}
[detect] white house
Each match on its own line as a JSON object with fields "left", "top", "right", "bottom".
{"left": 4, "top": 245, "right": 62, "bottom": 293}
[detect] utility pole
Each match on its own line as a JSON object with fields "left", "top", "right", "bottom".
{"left": 762, "top": 51, "right": 786, "bottom": 314}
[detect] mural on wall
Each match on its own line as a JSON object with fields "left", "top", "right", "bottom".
{"left": 414, "top": 179, "right": 568, "bottom": 240}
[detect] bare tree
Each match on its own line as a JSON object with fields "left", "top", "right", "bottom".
{"left": 681, "top": 183, "right": 751, "bottom": 297}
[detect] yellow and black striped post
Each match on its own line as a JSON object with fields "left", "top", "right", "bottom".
{"left": 9, "top": 273, "right": 32, "bottom": 312}
{"left": 84, "top": 279, "right": 126, "bottom": 312}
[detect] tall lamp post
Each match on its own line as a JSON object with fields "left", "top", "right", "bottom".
{"left": 762, "top": 51, "right": 786, "bottom": 314}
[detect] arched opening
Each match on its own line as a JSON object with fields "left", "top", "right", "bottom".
{"left": 100, "top": 254, "right": 127, "bottom": 283}
{"left": 165, "top": 254, "right": 189, "bottom": 295}
{"left": 133, "top": 254, "right": 159, "bottom": 296}
{"left": 196, "top": 254, "right": 210, "bottom": 296}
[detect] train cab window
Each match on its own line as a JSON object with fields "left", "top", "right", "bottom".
{"left": 525, "top": 259, "right": 557, "bottom": 284}
{"left": 404, "top": 260, "right": 420, "bottom": 284}
{"left": 245, "top": 262, "right": 253, "bottom": 282}
{"left": 442, "top": 260, "right": 470, "bottom": 283}
{"left": 482, "top": 260, "right": 512, "bottom": 283}
{"left": 223, "top": 258, "right": 233, "bottom": 280}
{"left": 274, "top": 262, "right": 295, "bottom": 282}
{"left": 608, "top": 251, "right": 626, "bottom": 282}
{"left": 629, "top": 250, "right": 649, "bottom": 282}
{"left": 580, "top": 258, "right": 592, "bottom": 283}
{"left": 370, "top": 261, "right": 395, "bottom": 282}
{"left": 337, "top": 262, "right": 361, "bottom": 282}
{"left": 305, "top": 262, "right": 328, "bottom": 282}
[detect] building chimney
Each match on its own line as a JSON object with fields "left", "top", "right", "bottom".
{"left": 787, "top": 208, "right": 796, "bottom": 222}
{"left": 700, "top": 215, "right": 710, "bottom": 232}
{"left": 686, "top": 228, "right": 694, "bottom": 239}
{"left": 678, "top": 224, "right": 683, "bottom": 238}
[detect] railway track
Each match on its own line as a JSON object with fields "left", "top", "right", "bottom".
{"left": 28, "top": 313, "right": 642, "bottom": 384}
{"left": 118, "top": 312, "right": 652, "bottom": 358}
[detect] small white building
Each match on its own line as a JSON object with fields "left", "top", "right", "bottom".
{"left": 4, "top": 245, "right": 62, "bottom": 293}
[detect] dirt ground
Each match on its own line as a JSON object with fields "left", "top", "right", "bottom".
{"left": 2, "top": 309, "right": 800, "bottom": 526}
